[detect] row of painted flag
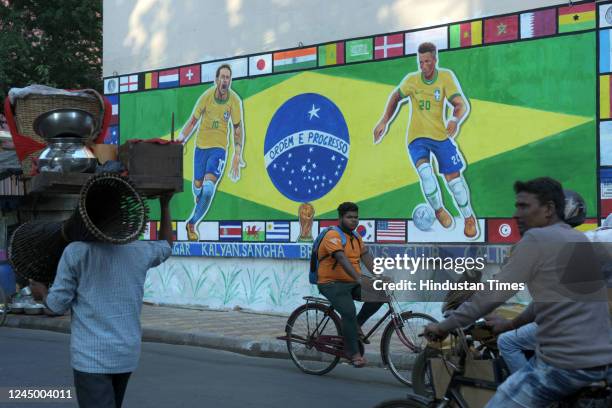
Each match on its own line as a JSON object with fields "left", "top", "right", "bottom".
{"left": 600, "top": 3, "right": 612, "bottom": 73}
{"left": 599, "top": 3, "right": 612, "bottom": 121}
{"left": 141, "top": 217, "right": 599, "bottom": 245}
{"left": 600, "top": 169, "right": 612, "bottom": 217}
{"left": 142, "top": 220, "right": 379, "bottom": 243}
{"left": 103, "top": 2, "right": 598, "bottom": 95}
{"left": 599, "top": 5, "right": 612, "bottom": 223}
{"left": 600, "top": 4, "right": 612, "bottom": 218}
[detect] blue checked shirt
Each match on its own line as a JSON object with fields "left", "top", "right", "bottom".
{"left": 46, "top": 240, "right": 171, "bottom": 373}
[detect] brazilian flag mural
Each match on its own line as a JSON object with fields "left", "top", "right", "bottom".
{"left": 111, "top": 3, "right": 600, "bottom": 250}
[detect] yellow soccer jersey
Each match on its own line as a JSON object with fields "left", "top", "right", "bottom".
{"left": 398, "top": 68, "right": 464, "bottom": 142}
{"left": 192, "top": 87, "right": 242, "bottom": 150}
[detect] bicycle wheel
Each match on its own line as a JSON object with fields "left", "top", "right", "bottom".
{"left": 285, "top": 302, "right": 342, "bottom": 375}
{"left": 381, "top": 312, "right": 438, "bottom": 386}
{"left": 0, "top": 286, "right": 7, "bottom": 327}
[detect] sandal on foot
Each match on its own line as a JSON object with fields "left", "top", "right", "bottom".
{"left": 351, "top": 356, "right": 367, "bottom": 368}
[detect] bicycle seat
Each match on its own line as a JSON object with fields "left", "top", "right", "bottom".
{"left": 302, "top": 296, "right": 331, "bottom": 306}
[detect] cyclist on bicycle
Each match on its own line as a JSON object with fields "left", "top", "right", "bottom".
{"left": 316, "top": 202, "right": 385, "bottom": 368}
{"left": 424, "top": 177, "right": 612, "bottom": 407}
{"left": 485, "top": 189, "right": 594, "bottom": 374}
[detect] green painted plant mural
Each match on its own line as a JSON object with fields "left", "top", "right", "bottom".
{"left": 241, "top": 269, "right": 269, "bottom": 305}
{"left": 156, "top": 263, "right": 177, "bottom": 293}
{"left": 217, "top": 266, "right": 242, "bottom": 305}
{"left": 184, "top": 264, "right": 212, "bottom": 298}
{"left": 268, "top": 266, "right": 301, "bottom": 307}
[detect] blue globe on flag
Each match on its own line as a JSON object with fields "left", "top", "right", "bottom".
{"left": 264, "top": 93, "right": 350, "bottom": 202}
{"left": 412, "top": 203, "right": 435, "bottom": 231}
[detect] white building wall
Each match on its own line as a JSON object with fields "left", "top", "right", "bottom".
{"left": 105, "top": 0, "right": 552, "bottom": 313}
{"left": 103, "top": 0, "right": 568, "bottom": 76}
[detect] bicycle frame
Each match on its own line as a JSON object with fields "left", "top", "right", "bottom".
{"left": 423, "top": 368, "right": 611, "bottom": 408}
{"left": 418, "top": 326, "right": 611, "bottom": 408}
{"left": 280, "top": 290, "right": 421, "bottom": 358}
{"left": 384, "top": 290, "right": 421, "bottom": 352}
{"left": 278, "top": 297, "right": 346, "bottom": 358}
{"left": 432, "top": 373, "right": 498, "bottom": 408}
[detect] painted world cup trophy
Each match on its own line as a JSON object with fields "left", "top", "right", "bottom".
{"left": 298, "top": 202, "right": 315, "bottom": 242}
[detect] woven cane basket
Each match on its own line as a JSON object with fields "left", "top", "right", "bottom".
{"left": 14, "top": 92, "right": 104, "bottom": 142}
{"left": 9, "top": 173, "right": 149, "bottom": 283}
{"left": 63, "top": 173, "right": 149, "bottom": 244}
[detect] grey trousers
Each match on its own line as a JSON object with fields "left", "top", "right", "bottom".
{"left": 73, "top": 369, "right": 131, "bottom": 408}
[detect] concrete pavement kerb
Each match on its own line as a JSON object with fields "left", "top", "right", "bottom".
{"left": 3, "top": 303, "right": 385, "bottom": 366}
{"left": 3, "top": 304, "right": 289, "bottom": 357}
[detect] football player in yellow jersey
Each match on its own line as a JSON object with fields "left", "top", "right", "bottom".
{"left": 177, "top": 64, "right": 245, "bottom": 241}
{"left": 373, "top": 42, "right": 478, "bottom": 239}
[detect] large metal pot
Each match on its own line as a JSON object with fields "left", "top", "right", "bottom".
{"left": 38, "top": 137, "right": 97, "bottom": 173}
{"left": 33, "top": 109, "right": 95, "bottom": 140}
{"left": 23, "top": 304, "right": 44, "bottom": 315}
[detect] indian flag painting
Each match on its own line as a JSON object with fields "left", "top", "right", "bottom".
{"left": 273, "top": 47, "right": 317, "bottom": 72}
{"left": 117, "top": 3, "right": 598, "bottom": 250}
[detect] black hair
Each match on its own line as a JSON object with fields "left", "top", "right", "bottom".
{"left": 418, "top": 42, "right": 437, "bottom": 55}
{"left": 216, "top": 63, "right": 232, "bottom": 78}
{"left": 337, "top": 202, "right": 358, "bottom": 217}
{"left": 513, "top": 177, "right": 565, "bottom": 220}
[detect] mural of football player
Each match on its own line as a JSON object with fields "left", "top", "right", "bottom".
{"left": 373, "top": 42, "right": 478, "bottom": 239}
{"left": 178, "top": 64, "right": 245, "bottom": 241}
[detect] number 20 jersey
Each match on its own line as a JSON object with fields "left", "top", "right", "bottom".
{"left": 398, "top": 68, "right": 465, "bottom": 143}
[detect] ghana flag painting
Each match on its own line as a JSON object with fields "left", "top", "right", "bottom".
{"left": 119, "top": 32, "right": 596, "bottom": 228}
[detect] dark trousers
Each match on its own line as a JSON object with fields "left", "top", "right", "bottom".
{"left": 318, "top": 281, "right": 384, "bottom": 356}
{"left": 73, "top": 370, "right": 132, "bottom": 408}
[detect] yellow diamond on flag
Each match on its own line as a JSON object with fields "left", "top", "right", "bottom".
{"left": 176, "top": 71, "right": 591, "bottom": 216}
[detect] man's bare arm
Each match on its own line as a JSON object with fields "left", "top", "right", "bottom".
{"left": 178, "top": 116, "right": 198, "bottom": 144}
{"left": 233, "top": 123, "right": 243, "bottom": 157}
{"left": 360, "top": 249, "right": 375, "bottom": 274}
{"left": 446, "top": 95, "right": 467, "bottom": 137}
{"left": 158, "top": 193, "right": 174, "bottom": 246}
{"left": 449, "top": 95, "right": 467, "bottom": 121}
{"left": 373, "top": 90, "right": 403, "bottom": 143}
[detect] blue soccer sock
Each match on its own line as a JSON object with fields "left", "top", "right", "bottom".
{"left": 189, "top": 180, "right": 215, "bottom": 225}
{"left": 192, "top": 182, "right": 202, "bottom": 199}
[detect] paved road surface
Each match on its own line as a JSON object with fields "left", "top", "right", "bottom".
{"left": 0, "top": 328, "right": 412, "bottom": 408}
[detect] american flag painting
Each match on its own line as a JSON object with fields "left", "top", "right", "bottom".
{"left": 376, "top": 220, "right": 406, "bottom": 243}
